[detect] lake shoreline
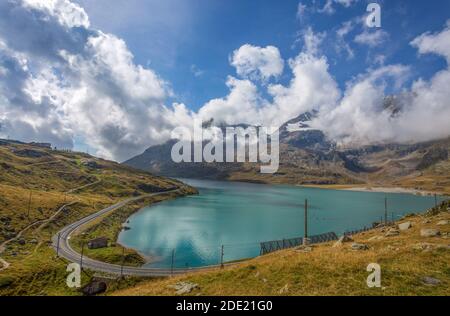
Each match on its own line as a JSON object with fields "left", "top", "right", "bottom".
{"left": 297, "top": 184, "right": 445, "bottom": 196}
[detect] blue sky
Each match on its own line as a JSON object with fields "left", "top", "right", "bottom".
{"left": 76, "top": 0, "right": 450, "bottom": 110}
{"left": 1, "top": 0, "right": 450, "bottom": 161}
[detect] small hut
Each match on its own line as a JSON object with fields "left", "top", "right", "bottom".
{"left": 87, "top": 237, "right": 108, "bottom": 249}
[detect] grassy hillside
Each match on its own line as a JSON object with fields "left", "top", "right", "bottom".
{"left": 114, "top": 201, "right": 450, "bottom": 296}
{"left": 0, "top": 140, "right": 196, "bottom": 295}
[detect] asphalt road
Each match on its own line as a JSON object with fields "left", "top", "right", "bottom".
{"left": 52, "top": 189, "right": 220, "bottom": 277}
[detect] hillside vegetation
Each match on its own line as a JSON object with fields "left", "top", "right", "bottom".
{"left": 114, "top": 201, "right": 450, "bottom": 296}
{"left": 0, "top": 139, "right": 196, "bottom": 295}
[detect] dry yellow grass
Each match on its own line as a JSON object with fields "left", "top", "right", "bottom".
{"left": 113, "top": 209, "right": 450, "bottom": 296}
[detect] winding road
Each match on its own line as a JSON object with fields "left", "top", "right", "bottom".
{"left": 52, "top": 189, "right": 221, "bottom": 277}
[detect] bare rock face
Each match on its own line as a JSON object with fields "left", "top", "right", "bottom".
{"left": 168, "top": 282, "right": 199, "bottom": 295}
{"left": 333, "top": 235, "right": 353, "bottom": 248}
{"left": 412, "top": 243, "right": 435, "bottom": 251}
{"left": 351, "top": 243, "right": 369, "bottom": 251}
{"left": 385, "top": 228, "right": 400, "bottom": 237}
{"left": 398, "top": 221, "right": 412, "bottom": 231}
{"left": 420, "top": 229, "right": 441, "bottom": 238}
{"left": 295, "top": 245, "right": 313, "bottom": 253}
{"left": 368, "top": 235, "right": 384, "bottom": 242}
{"left": 422, "top": 276, "right": 441, "bottom": 286}
{"left": 278, "top": 284, "right": 289, "bottom": 294}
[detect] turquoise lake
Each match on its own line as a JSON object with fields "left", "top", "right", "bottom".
{"left": 118, "top": 179, "right": 444, "bottom": 268}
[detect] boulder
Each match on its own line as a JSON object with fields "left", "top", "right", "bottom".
{"left": 385, "top": 228, "right": 400, "bottom": 237}
{"left": 351, "top": 243, "right": 369, "bottom": 251}
{"left": 412, "top": 243, "right": 434, "bottom": 251}
{"left": 420, "top": 229, "right": 441, "bottom": 238}
{"left": 295, "top": 245, "right": 313, "bottom": 253}
{"left": 436, "top": 220, "right": 449, "bottom": 226}
{"left": 368, "top": 235, "right": 384, "bottom": 242}
{"left": 168, "top": 282, "right": 199, "bottom": 295}
{"left": 398, "top": 221, "right": 412, "bottom": 231}
{"left": 81, "top": 281, "right": 107, "bottom": 296}
{"left": 278, "top": 284, "right": 289, "bottom": 294}
{"left": 422, "top": 276, "right": 441, "bottom": 286}
{"left": 333, "top": 235, "right": 353, "bottom": 248}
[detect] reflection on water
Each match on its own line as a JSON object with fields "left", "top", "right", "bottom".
{"left": 118, "top": 179, "right": 443, "bottom": 268}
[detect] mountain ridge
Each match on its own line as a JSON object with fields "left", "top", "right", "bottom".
{"left": 123, "top": 113, "right": 450, "bottom": 194}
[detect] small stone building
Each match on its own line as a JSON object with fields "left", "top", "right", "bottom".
{"left": 87, "top": 237, "right": 108, "bottom": 249}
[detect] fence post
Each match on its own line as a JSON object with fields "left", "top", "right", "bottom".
{"left": 384, "top": 197, "right": 388, "bottom": 225}
{"left": 171, "top": 249, "right": 175, "bottom": 277}
{"left": 304, "top": 199, "right": 308, "bottom": 239}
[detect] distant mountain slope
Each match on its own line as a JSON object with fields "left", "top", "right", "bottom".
{"left": 123, "top": 114, "right": 450, "bottom": 194}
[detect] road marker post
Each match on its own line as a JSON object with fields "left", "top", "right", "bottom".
{"left": 220, "top": 245, "right": 224, "bottom": 269}
{"left": 120, "top": 246, "right": 125, "bottom": 278}
{"left": 56, "top": 233, "right": 61, "bottom": 257}
{"left": 171, "top": 249, "right": 175, "bottom": 277}
{"left": 303, "top": 199, "right": 310, "bottom": 245}
{"left": 80, "top": 241, "right": 85, "bottom": 271}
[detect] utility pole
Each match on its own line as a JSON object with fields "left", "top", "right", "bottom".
{"left": 434, "top": 194, "right": 438, "bottom": 208}
{"left": 303, "top": 199, "right": 309, "bottom": 245}
{"left": 220, "top": 245, "right": 224, "bottom": 269}
{"left": 171, "top": 249, "right": 175, "bottom": 277}
{"left": 56, "top": 233, "right": 61, "bottom": 257}
{"left": 27, "top": 190, "right": 33, "bottom": 219}
{"left": 384, "top": 197, "right": 388, "bottom": 225}
{"left": 80, "top": 241, "right": 85, "bottom": 271}
{"left": 120, "top": 247, "right": 125, "bottom": 278}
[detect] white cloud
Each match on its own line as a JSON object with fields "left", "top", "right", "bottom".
{"left": 411, "top": 21, "right": 450, "bottom": 63}
{"left": 301, "top": 27, "right": 326, "bottom": 55}
{"left": 199, "top": 32, "right": 340, "bottom": 129}
{"left": 190, "top": 64, "right": 204, "bottom": 77}
{"left": 230, "top": 44, "right": 284, "bottom": 82}
{"left": 335, "top": 21, "right": 355, "bottom": 59}
{"left": 354, "top": 29, "right": 389, "bottom": 47}
{"left": 23, "top": 0, "right": 90, "bottom": 28}
{"left": 0, "top": 0, "right": 449, "bottom": 162}
{"left": 318, "top": 0, "right": 359, "bottom": 15}
{"left": 296, "top": 2, "right": 308, "bottom": 20}
{"left": 0, "top": 0, "right": 173, "bottom": 160}
{"left": 312, "top": 21, "right": 450, "bottom": 145}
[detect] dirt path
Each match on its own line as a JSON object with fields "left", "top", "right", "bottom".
{"left": 0, "top": 179, "right": 101, "bottom": 272}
